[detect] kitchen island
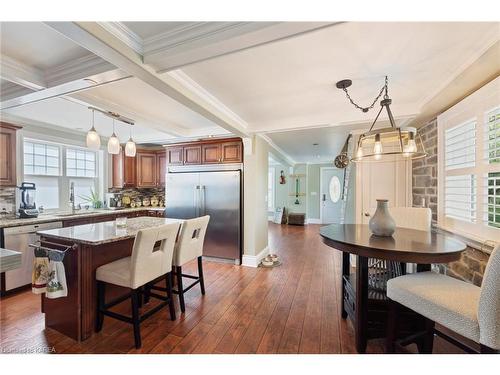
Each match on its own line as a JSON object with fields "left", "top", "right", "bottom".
{"left": 37, "top": 216, "right": 183, "bottom": 341}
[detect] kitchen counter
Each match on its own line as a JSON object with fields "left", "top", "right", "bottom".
{"left": 37, "top": 216, "right": 182, "bottom": 245}
{"left": 0, "top": 248, "right": 22, "bottom": 273}
{"left": 0, "top": 207, "right": 165, "bottom": 228}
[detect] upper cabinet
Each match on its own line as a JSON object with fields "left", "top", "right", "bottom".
{"left": 136, "top": 151, "right": 158, "bottom": 188}
{"left": 111, "top": 147, "right": 136, "bottom": 188}
{"left": 0, "top": 122, "right": 21, "bottom": 187}
{"left": 166, "top": 138, "right": 243, "bottom": 166}
{"left": 112, "top": 148, "right": 166, "bottom": 188}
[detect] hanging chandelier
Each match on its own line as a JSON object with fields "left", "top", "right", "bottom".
{"left": 336, "top": 76, "right": 426, "bottom": 162}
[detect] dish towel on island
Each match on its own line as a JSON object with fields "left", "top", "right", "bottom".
{"left": 32, "top": 248, "right": 50, "bottom": 294}
{"left": 46, "top": 250, "right": 68, "bottom": 299}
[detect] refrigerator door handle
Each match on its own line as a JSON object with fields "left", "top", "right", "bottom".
{"left": 201, "top": 185, "right": 206, "bottom": 215}
{"left": 194, "top": 185, "right": 200, "bottom": 217}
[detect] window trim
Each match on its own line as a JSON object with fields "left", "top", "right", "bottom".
{"left": 22, "top": 137, "right": 103, "bottom": 213}
{"left": 437, "top": 77, "right": 500, "bottom": 244}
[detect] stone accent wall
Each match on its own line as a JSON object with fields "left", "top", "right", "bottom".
{"left": 412, "top": 118, "right": 490, "bottom": 286}
{"left": 412, "top": 118, "right": 438, "bottom": 224}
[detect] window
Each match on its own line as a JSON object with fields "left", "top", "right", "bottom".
{"left": 268, "top": 167, "right": 275, "bottom": 211}
{"left": 437, "top": 77, "right": 500, "bottom": 242}
{"left": 23, "top": 139, "right": 101, "bottom": 211}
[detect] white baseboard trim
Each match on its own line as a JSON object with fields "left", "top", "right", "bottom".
{"left": 306, "top": 218, "right": 322, "bottom": 224}
{"left": 241, "top": 246, "right": 269, "bottom": 268}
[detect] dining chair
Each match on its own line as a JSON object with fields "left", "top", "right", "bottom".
{"left": 95, "top": 222, "right": 180, "bottom": 349}
{"left": 386, "top": 243, "right": 499, "bottom": 354}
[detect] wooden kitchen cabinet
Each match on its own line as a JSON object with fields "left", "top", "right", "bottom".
{"left": 166, "top": 146, "right": 183, "bottom": 165}
{"left": 157, "top": 151, "right": 166, "bottom": 186}
{"left": 221, "top": 141, "right": 242, "bottom": 163}
{"left": 184, "top": 145, "right": 202, "bottom": 165}
{"left": 136, "top": 151, "right": 158, "bottom": 188}
{"left": 202, "top": 143, "right": 222, "bottom": 164}
{"left": 111, "top": 147, "right": 136, "bottom": 188}
{"left": 0, "top": 122, "right": 21, "bottom": 187}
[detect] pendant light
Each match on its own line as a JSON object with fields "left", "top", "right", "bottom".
{"left": 335, "top": 76, "right": 426, "bottom": 162}
{"left": 125, "top": 124, "right": 136, "bottom": 157}
{"left": 107, "top": 118, "right": 121, "bottom": 155}
{"left": 86, "top": 109, "right": 101, "bottom": 150}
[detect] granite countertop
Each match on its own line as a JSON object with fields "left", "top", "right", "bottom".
{"left": 37, "top": 217, "right": 183, "bottom": 245}
{"left": 0, "top": 248, "right": 22, "bottom": 272}
{"left": 0, "top": 207, "right": 166, "bottom": 229}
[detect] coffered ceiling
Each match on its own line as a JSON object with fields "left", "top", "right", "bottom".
{"left": 1, "top": 21, "right": 498, "bottom": 156}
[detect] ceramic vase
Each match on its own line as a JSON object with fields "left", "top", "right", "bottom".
{"left": 369, "top": 199, "right": 395, "bottom": 237}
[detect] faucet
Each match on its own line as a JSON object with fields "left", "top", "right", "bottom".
{"left": 69, "top": 182, "right": 81, "bottom": 213}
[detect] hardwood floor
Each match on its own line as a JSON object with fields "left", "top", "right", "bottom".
{"left": 0, "top": 223, "right": 463, "bottom": 354}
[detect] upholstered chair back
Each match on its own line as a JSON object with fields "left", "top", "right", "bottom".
{"left": 173, "top": 215, "right": 210, "bottom": 267}
{"left": 130, "top": 223, "right": 180, "bottom": 289}
{"left": 478, "top": 244, "right": 500, "bottom": 350}
{"left": 389, "top": 207, "right": 431, "bottom": 232}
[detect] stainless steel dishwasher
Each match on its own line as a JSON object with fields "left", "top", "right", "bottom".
{"left": 3, "top": 221, "right": 63, "bottom": 291}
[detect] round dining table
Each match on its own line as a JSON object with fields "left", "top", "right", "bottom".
{"left": 319, "top": 223, "right": 466, "bottom": 353}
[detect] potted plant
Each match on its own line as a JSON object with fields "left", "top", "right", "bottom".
{"left": 79, "top": 189, "right": 102, "bottom": 209}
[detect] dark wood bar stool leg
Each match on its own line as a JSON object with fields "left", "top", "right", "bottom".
{"left": 420, "top": 318, "right": 435, "bottom": 353}
{"left": 176, "top": 266, "right": 186, "bottom": 313}
{"left": 131, "top": 289, "right": 141, "bottom": 349}
{"left": 355, "top": 255, "right": 369, "bottom": 353}
{"left": 96, "top": 281, "right": 105, "bottom": 332}
{"left": 198, "top": 256, "right": 205, "bottom": 295}
{"left": 166, "top": 272, "right": 176, "bottom": 321}
{"left": 143, "top": 284, "right": 151, "bottom": 304}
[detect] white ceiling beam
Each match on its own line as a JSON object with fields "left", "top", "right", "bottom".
{"left": 144, "top": 22, "right": 338, "bottom": 72}
{"left": 44, "top": 22, "right": 250, "bottom": 138}
{"left": 0, "top": 69, "right": 130, "bottom": 110}
{"left": 0, "top": 55, "right": 47, "bottom": 90}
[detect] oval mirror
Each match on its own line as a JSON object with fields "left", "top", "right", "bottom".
{"left": 329, "top": 176, "right": 341, "bottom": 203}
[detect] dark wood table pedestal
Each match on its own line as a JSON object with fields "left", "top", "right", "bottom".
{"left": 320, "top": 224, "right": 466, "bottom": 354}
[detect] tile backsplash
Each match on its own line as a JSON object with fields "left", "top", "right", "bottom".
{"left": 108, "top": 187, "right": 165, "bottom": 207}
{"left": 0, "top": 187, "right": 16, "bottom": 218}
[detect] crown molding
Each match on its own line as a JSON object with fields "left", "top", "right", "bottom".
{"left": 0, "top": 55, "right": 46, "bottom": 90}
{"left": 259, "top": 133, "right": 297, "bottom": 166}
{"left": 44, "top": 54, "right": 118, "bottom": 86}
{"left": 97, "top": 22, "right": 144, "bottom": 55}
{"left": 167, "top": 69, "right": 249, "bottom": 131}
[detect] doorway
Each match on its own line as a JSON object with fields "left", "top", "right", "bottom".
{"left": 320, "top": 167, "right": 344, "bottom": 224}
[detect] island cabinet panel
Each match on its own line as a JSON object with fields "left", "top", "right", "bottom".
{"left": 183, "top": 145, "right": 202, "bottom": 165}
{"left": 136, "top": 151, "right": 157, "bottom": 187}
{"left": 157, "top": 152, "right": 166, "bottom": 186}
{"left": 221, "top": 141, "right": 243, "bottom": 163}
{"left": 0, "top": 122, "right": 21, "bottom": 187}
{"left": 202, "top": 143, "right": 222, "bottom": 164}
{"left": 167, "top": 146, "right": 183, "bottom": 165}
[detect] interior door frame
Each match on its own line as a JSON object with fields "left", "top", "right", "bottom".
{"left": 354, "top": 160, "right": 412, "bottom": 224}
{"left": 319, "top": 167, "right": 338, "bottom": 224}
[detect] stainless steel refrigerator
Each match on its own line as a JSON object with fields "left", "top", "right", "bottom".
{"left": 165, "top": 167, "right": 242, "bottom": 264}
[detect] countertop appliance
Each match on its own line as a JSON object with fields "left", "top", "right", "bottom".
{"left": 165, "top": 166, "right": 242, "bottom": 264}
{"left": 105, "top": 193, "right": 122, "bottom": 210}
{"left": 18, "top": 182, "right": 39, "bottom": 218}
{"left": 1, "top": 221, "right": 62, "bottom": 293}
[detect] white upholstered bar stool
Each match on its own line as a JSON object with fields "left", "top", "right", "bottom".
{"left": 172, "top": 215, "right": 210, "bottom": 313}
{"left": 95, "top": 222, "right": 180, "bottom": 349}
{"left": 386, "top": 244, "right": 500, "bottom": 354}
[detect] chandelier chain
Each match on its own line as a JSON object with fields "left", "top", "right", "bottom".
{"left": 342, "top": 76, "right": 388, "bottom": 113}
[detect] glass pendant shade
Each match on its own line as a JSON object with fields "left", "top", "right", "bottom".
{"left": 125, "top": 138, "right": 136, "bottom": 157}
{"left": 86, "top": 127, "right": 101, "bottom": 150}
{"left": 107, "top": 133, "right": 120, "bottom": 154}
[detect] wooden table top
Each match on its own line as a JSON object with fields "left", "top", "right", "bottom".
{"left": 319, "top": 224, "right": 466, "bottom": 264}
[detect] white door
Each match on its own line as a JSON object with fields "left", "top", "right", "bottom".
{"left": 356, "top": 160, "right": 411, "bottom": 224}
{"left": 320, "top": 168, "right": 344, "bottom": 224}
